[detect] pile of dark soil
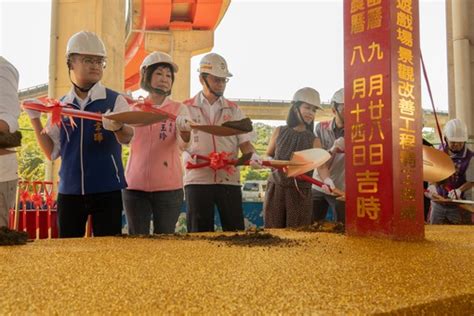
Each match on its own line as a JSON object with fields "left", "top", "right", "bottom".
{"left": 207, "top": 230, "right": 298, "bottom": 247}
{"left": 221, "top": 118, "right": 253, "bottom": 132}
{"left": 294, "top": 221, "right": 345, "bottom": 234}
{"left": 120, "top": 229, "right": 298, "bottom": 248}
{"left": 0, "top": 226, "right": 29, "bottom": 246}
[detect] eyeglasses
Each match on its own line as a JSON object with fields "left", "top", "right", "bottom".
{"left": 206, "top": 75, "right": 229, "bottom": 84}
{"left": 80, "top": 57, "right": 107, "bottom": 68}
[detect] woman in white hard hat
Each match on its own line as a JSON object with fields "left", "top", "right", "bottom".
{"left": 263, "top": 87, "right": 322, "bottom": 228}
{"left": 176, "top": 52, "right": 262, "bottom": 232}
{"left": 425, "top": 118, "right": 473, "bottom": 224}
{"left": 123, "top": 51, "right": 187, "bottom": 234}
{"left": 25, "top": 31, "right": 134, "bottom": 238}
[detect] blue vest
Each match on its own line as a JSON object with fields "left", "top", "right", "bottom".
{"left": 58, "top": 88, "right": 126, "bottom": 195}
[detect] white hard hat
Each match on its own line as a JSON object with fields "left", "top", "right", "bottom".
{"left": 444, "top": 118, "right": 468, "bottom": 142}
{"left": 331, "top": 88, "right": 344, "bottom": 104}
{"left": 140, "top": 51, "right": 178, "bottom": 74}
{"left": 66, "top": 31, "right": 106, "bottom": 57}
{"left": 198, "top": 53, "right": 232, "bottom": 78}
{"left": 292, "top": 87, "right": 322, "bottom": 109}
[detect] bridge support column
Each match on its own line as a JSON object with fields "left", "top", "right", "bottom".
{"left": 144, "top": 31, "right": 214, "bottom": 101}
{"left": 451, "top": 0, "right": 473, "bottom": 146}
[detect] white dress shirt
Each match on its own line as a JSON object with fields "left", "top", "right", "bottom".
{"left": 0, "top": 56, "right": 20, "bottom": 182}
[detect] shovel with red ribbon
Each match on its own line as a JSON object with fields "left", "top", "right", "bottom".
{"left": 186, "top": 148, "right": 345, "bottom": 197}
{"left": 125, "top": 96, "right": 253, "bottom": 137}
{"left": 255, "top": 148, "right": 345, "bottom": 199}
{"left": 22, "top": 98, "right": 169, "bottom": 128}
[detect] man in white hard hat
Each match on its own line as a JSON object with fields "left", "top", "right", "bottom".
{"left": 0, "top": 57, "right": 20, "bottom": 228}
{"left": 25, "top": 31, "right": 134, "bottom": 237}
{"left": 176, "top": 53, "right": 261, "bottom": 232}
{"left": 425, "top": 118, "right": 473, "bottom": 224}
{"left": 312, "top": 88, "right": 346, "bottom": 224}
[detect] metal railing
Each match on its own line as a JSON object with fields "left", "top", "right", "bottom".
{"left": 17, "top": 82, "right": 449, "bottom": 116}
{"left": 18, "top": 83, "right": 48, "bottom": 100}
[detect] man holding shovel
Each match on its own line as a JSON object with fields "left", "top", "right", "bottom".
{"left": 425, "top": 119, "right": 473, "bottom": 224}
{"left": 176, "top": 53, "right": 261, "bottom": 232}
{"left": 25, "top": 31, "right": 133, "bottom": 237}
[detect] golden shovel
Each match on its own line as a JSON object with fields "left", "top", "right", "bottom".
{"left": 103, "top": 111, "right": 169, "bottom": 127}
{"left": 236, "top": 148, "right": 331, "bottom": 177}
{"left": 286, "top": 148, "right": 332, "bottom": 177}
{"left": 423, "top": 145, "right": 455, "bottom": 183}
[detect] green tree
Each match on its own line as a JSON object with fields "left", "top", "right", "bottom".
{"left": 17, "top": 113, "right": 45, "bottom": 180}
{"left": 239, "top": 122, "right": 275, "bottom": 183}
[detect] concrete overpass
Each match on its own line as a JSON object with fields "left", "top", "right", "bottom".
{"left": 18, "top": 83, "right": 448, "bottom": 127}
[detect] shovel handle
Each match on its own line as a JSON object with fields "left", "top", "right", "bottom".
{"left": 134, "top": 103, "right": 177, "bottom": 120}
{"left": 23, "top": 102, "right": 103, "bottom": 122}
{"left": 296, "top": 173, "right": 344, "bottom": 197}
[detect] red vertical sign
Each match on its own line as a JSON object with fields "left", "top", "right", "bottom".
{"left": 344, "top": 0, "right": 424, "bottom": 240}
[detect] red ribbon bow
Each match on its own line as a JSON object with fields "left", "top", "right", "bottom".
{"left": 31, "top": 193, "right": 43, "bottom": 208}
{"left": 46, "top": 99, "right": 66, "bottom": 126}
{"left": 45, "top": 194, "right": 55, "bottom": 208}
{"left": 186, "top": 152, "right": 236, "bottom": 175}
{"left": 20, "top": 190, "right": 30, "bottom": 203}
{"left": 46, "top": 99, "right": 78, "bottom": 129}
{"left": 208, "top": 152, "right": 235, "bottom": 175}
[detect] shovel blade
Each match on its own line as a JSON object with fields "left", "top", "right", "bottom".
{"left": 104, "top": 111, "right": 168, "bottom": 127}
{"left": 286, "top": 148, "right": 331, "bottom": 177}
{"left": 422, "top": 145, "right": 455, "bottom": 182}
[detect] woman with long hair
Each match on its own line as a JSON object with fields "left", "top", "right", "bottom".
{"left": 264, "top": 87, "right": 322, "bottom": 228}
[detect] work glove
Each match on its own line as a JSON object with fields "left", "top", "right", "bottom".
{"left": 24, "top": 108, "right": 42, "bottom": 120}
{"left": 424, "top": 184, "right": 438, "bottom": 199}
{"left": 23, "top": 99, "right": 43, "bottom": 119}
{"left": 322, "top": 177, "right": 335, "bottom": 194}
{"left": 176, "top": 115, "right": 192, "bottom": 132}
{"left": 330, "top": 137, "right": 345, "bottom": 154}
{"left": 448, "top": 188, "right": 462, "bottom": 200}
{"left": 249, "top": 152, "right": 263, "bottom": 169}
{"left": 102, "top": 110, "right": 124, "bottom": 132}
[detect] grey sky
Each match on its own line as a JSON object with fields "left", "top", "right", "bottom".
{"left": 1, "top": 0, "right": 448, "bottom": 110}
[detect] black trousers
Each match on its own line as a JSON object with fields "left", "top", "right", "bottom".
{"left": 57, "top": 191, "right": 123, "bottom": 238}
{"left": 185, "top": 184, "right": 244, "bottom": 232}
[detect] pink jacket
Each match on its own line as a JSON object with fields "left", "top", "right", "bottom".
{"left": 125, "top": 98, "right": 184, "bottom": 192}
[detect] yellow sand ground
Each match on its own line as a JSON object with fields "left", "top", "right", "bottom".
{"left": 0, "top": 226, "right": 473, "bottom": 314}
